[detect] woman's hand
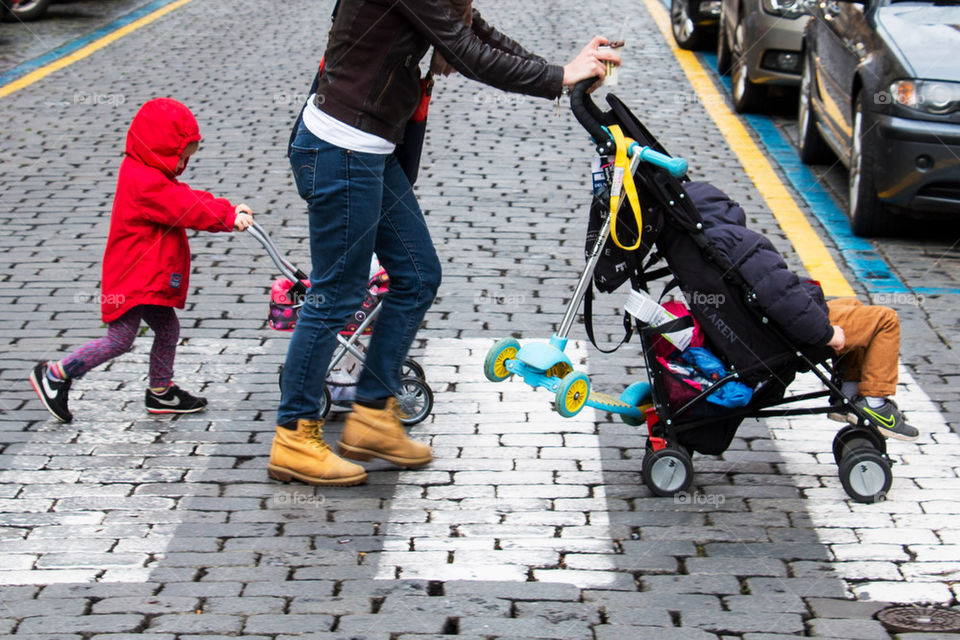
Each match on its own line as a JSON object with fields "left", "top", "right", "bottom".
{"left": 234, "top": 204, "right": 254, "bottom": 231}
{"left": 562, "top": 36, "right": 619, "bottom": 88}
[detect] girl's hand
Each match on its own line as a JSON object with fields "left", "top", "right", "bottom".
{"left": 234, "top": 204, "right": 254, "bottom": 231}
{"left": 562, "top": 36, "right": 619, "bottom": 89}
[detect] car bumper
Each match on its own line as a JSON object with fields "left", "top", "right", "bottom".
{"left": 874, "top": 114, "right": 960, "bottom": 215}
{"left": 747, "top": 13, "right": 807, "bottom": 85}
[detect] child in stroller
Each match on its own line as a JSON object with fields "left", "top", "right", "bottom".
{"left": 486, "top": 78, "right": 916, "bottom": 504}
{"left": 684, "top": 181, "right": 917, "bottom": 443}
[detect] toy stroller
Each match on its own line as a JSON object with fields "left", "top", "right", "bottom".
{"left": 485, "top": 79, "right": 896, "bottom": 503}
{"left": 247, "top": 222, "right": 432, "bottom": 425}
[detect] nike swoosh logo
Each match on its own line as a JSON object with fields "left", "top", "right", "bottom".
{"left": 863, "top": 407, "right": 896, "bottom": 429}
{"left": 42, "top": 375, "right": 58, "bottom": 398}
{"left": 151, "top": 395, "right": 182, "bottom": 407}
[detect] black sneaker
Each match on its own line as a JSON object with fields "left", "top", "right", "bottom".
{"left": 145, "top": 385, "right": 207, "bottom": 414}
{"left": 827, "top": 392, "right": 851, "bottom": 423}
{"left": 850, "top": 395, "right": 919, "bottom": 442}
{"left": 29, "top": 362, "right": 73, "bottom": 423}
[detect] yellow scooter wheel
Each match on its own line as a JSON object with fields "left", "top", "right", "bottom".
{"left": 556, "top": 371, "right": 590, "bottom": 417}
{"left": 484, "top": 338, "right": 520, "bottom": 382}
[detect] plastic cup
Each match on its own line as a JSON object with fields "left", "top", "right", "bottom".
{"left": 599, "top": 41, "right": 623, "bottom": 86}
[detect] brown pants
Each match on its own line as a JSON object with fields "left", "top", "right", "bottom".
{"left": 827, "top": 298, "right": 900, "bottom": 397}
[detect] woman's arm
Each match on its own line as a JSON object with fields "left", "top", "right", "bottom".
{"left": 470, "top": 9, "right": 545, "bottom": 64}
{"left": 396, "top": 0, "right": 614, "bottom": 97}
{"left": 397, "top": 0, "right": 561, "bottom": 98}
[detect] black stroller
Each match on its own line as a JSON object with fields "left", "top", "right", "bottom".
{"left": 512, "top": 79, "right": 894, "bottom": 503}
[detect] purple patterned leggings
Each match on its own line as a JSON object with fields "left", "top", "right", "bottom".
{"left": 60, "top": 305, "right": 180, "bottom": 388}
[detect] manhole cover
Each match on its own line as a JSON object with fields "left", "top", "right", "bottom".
{"left": 876, "top": 605, "right": 960, "bottom": 633}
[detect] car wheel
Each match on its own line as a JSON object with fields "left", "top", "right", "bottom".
{"left": 849, "top": 92, "right": 900, "bottom": 237}
{"left": 730, "top": 12, "right": 764, "bottom": 112}
{"left": 3, "top": 0, "right": 50, "bottom": 21}
{"left": 671, "top": 0, "right": 706, "bottom": 50}
{"left": 797, "top": 53, "right": 832, "bottom": 164}
{"left": 716, "top": 10, "right": 732, "bottom": 75}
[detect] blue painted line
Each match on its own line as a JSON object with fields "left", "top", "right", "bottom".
{"left": 0, "top": 0, "right": 183, "bottom": 88}
{"left": 697, "top": 52, "right": 922, "bottom": 294}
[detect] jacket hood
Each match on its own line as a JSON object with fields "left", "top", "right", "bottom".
{"left": 686, "top": 181, "right": 747, "bottom": 227}
{"left": 124, "top": 98, "right": 202, "bottom": 177}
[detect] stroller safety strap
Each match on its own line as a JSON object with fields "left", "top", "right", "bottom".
{"left": 608, "top": 125, "right": 643, "bottom": 251}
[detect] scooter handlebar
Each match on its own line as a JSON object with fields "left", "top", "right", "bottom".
{"left": 629, "top": 143, "right": 688, "bottom": 179}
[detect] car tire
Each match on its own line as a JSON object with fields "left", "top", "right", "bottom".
{"left": 671, "top": 0, "right": 706, "bottom": 50}
{"left": 797, "top": 53, "right": 832, "bottom": 164}
{"left": 730, "top": 13, "right": 764, "bottom": 112}
{"left": 716, "top": 12, "right": 732, "bottom": 75}
{"left": 3, "top": 0, "right": 50, "bottom": 21}
{"left": 849, "top": 92, "right": 900, "bottom": 237}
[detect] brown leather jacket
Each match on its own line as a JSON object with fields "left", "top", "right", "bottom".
{"left": 316, "top": 1, "right": 564, "bottom": 143}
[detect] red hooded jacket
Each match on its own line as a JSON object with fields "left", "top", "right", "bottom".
{"left": 100, "top": 98, "right": 237, "bottom": 323}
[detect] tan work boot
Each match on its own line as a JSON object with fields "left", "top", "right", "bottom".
{"left": 339, "top": 399, "right": 433, "bottom": 467}
{"left": 267, "top": 419, "right": 367, "bottom": 486}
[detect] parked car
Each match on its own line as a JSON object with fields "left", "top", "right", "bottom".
{"left": 1, "top": 0, "right": 14, "bottom": 20}
{"left": 798, "top": 0, "right": 960, "bottom": 236}
{"left": 2, "top": 0, "right": 49, "bottom": 21}
{"left": 716, "top": 0, "right": 812, "bottom": 112}
{"left": 671, "top": 0, "right": 722, "bottom": 49}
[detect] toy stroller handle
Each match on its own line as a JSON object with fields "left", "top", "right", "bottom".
{"left": 569, "top": 77, "right": 688, "bottom": 179}
{"left": 246, "top": 222, "right": 310, "bottom": 284}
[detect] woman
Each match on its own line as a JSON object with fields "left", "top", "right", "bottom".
{"left": 268, "top": 0, "right": 618, "bottom": 487}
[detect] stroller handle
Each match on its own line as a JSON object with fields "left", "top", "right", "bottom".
{"left": 630, "top": 144, "right": 688, "bottom": 179}
{"left": 570, "top": 77, "right": 612, "bottom": 152}
{"left": 569, "top": 77, "right": 688, "bottom": 179}
{"left": 246, "top": 222, "right": 309, "bottom": 284}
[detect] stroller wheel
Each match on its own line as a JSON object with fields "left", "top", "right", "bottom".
{"left": 555, "top": 371, "right": 590, "bottom": 418}
{"left": 484, "top": 338, "right": 520, "bottom": 382}
{"left": 832, "top": 425, "right": 886, "bottom": 466}
{"left": 318, "top": 386, "right": 331, "bottom": 419}
{"left": 642, "top": 446, "right": 694, "bottom": 497}
{"left": 839, "top": 449, "right": 892, "bottom": 503}
{"left": 395, "top": 377, "right": 433, "bottom": 426}
{"left": 402, "top": 358, "right": 426, "bottom": 381}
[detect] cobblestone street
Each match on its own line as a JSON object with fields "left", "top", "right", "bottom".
{"left": 1, "top": 0, "right": 958, "bottom": 638}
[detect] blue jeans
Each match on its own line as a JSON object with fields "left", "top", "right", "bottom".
{"left": 276, "top": 124, "right": 441, "bottom": 425}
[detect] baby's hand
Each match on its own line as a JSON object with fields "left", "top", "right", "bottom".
{"left": 827, "top": 325, "right": 846, "bottom": 352}
{"left": 234, "top": 204, "right": 254, "bottom": 231}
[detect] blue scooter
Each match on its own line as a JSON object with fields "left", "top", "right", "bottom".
{"left": 483, "top": 80, "right": 688, "bottom": 422}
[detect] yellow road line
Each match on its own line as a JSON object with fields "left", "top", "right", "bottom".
{"left": 642, "top": 0, "right": 854, "bottom": 297}
{"left": 0, "top": 0, "right": 195, "bottom": 101}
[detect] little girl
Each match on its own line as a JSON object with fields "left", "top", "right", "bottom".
{"left": 30, "top": 98, "right": 253, "bottom": 422}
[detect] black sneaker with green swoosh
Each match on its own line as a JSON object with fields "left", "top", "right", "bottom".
{"left": 849, "top": 396, "right": 919, "bottom": 442}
